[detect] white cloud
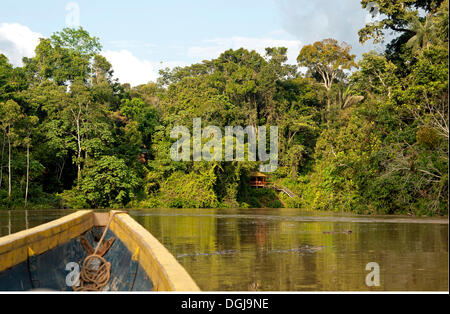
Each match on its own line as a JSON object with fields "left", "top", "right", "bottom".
{"left": 275, "top": 0, "right": 385, "bottom": 58}
{"left": 104, "top": 35, "right": 302, "bottom": 87}
{"left": 0, "top": 23, "right": 43, "bottom": 67}
{"left": 102, "top": 49, "right": 187, "bottom": 86}
{"left": 0, "top": 22, "right": 184, "bottom": 87}
{"left": 102, "top": 50, "right": 159, "bottom": 86}
{"left": 188, "top": 35, "right": 302, "bottom": 64}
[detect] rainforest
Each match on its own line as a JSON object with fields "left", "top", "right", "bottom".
{"left": 0, "top": 0, "right": 448, "bottom": 216}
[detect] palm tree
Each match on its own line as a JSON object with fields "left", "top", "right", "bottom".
{"left": 337, "top": 85, "right": 365, "bottom": 110}
{"left": 406, "top": 14, "right": 435, "bottom": 52}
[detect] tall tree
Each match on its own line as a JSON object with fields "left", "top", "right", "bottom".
{"left": 358, "top": 0, "right": 444, "bottom": 44}
{"left": 350, "top": 51, "right": 399, "bottom": 99}
{"left": 0, "top": 54, "right": 12, "bottom": 102}
{"left": 20, "top": 115, "right": 39, "bottom": 207}
{"left": 24, "top": 27, "right": 102, "bottom": 85}
{"left": 406, "top": 14, "right": 436, "bottom": 52}
{"left": 0, "top": 55, "right": 12, "bottom": 189}
{"left": 0, "top": 100, "right": 23, "bottom": 199}
{"left": 297, "top": 39, "right": 357, "bottom": 112}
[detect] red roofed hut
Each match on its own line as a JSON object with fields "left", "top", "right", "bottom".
{"left": 249, "top": 172, "right": 267, "bottom": 188}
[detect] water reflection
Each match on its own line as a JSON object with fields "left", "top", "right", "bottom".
{"left": 0, "top": 208, "right": 448, "bottom": 291}
{"left": 130, "top": 208, "right": 448, "bottom": 291}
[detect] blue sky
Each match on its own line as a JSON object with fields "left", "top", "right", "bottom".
{"left": 1, "top": 0, "right": 384, "bottom": 86}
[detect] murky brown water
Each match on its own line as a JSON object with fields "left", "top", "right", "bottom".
{"left": 1, "top": 209, "right": 448, "bottom": 291}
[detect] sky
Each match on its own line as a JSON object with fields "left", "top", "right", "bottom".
{"left": 0, "top": 0, "right": 385, "bottom": 86}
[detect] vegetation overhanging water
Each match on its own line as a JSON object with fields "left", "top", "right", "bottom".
{"left": 0, "top": 1, "right": 448, "bottom": 217}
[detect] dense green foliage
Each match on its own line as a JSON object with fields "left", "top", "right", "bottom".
{"left": 0, "top": 1, "right": 448, "bottom": 215}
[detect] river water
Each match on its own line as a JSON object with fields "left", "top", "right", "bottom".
{"left": 1, "top": 208, "right": 448, "bottom": 291}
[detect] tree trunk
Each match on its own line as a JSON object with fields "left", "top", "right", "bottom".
{"left": 326, "top": 89, "right": 332, "bottom": 128}
{"left": 8, "top": 127, "right": 11, "bottom": 200}
{"left": 76, "top": 119, "right": 82, "bottom": 184}
{"left": 8, "top": 210, "right": 11, "bottom": 235}
{"left": 56, "top": 159, "right": 65, "bottom": 184}
{"left": 0, "top": 130, "right": 5, "bottom": 189}
{"left": 25, "top": 143, "right": 30, "bottom": 208}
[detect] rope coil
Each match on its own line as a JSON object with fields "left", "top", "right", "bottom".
{"left": 73, "top": 211, "right": 127, "bottom": 292}
{"left": 73, "top": 255, "right": 111, "bottom": 291}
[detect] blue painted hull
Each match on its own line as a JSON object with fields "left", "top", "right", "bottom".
{"left": 0, "top": 227, "right": 154, "bottom": 291}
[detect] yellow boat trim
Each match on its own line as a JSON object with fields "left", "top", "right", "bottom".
{"left": 108, "top": 211, "right": 200, "bottom": 291}
{"left": 0, "top": 210, "right": 94, "bottom": 273}
{"left": 27, "top": 247, "right": 35, "bottom": 257}
{"left": 0, "top": 210, "right": 200, "bottom": 291}
{"left": 132, "top": 247, "right": 140, "bottom": 261}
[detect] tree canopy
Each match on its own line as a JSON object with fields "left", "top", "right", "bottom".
{"left": 0, "top": 1, "right": 448, "bottom": 215}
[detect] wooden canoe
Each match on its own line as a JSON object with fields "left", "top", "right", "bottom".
{"left": 0, "top": 210, "right": 200, "bottom": 292}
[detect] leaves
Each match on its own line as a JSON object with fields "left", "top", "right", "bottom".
{"left": 297, "top": 39, "right": 357, "bottom": 91}
{"left": 78, "top": 156, "right": 140, "bottom": 208}
{"left": 0, "top": 13, "right": 447, "bottom": 214}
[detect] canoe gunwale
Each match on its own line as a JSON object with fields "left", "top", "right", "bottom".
{"left": 0, "top": 210, "right": 94, "bottom": 273}
{"left": 0, "top": 210, "right": 200, "bottom": 292}
{"left": 108, "top": 211, "right": 200, "bottom": 291}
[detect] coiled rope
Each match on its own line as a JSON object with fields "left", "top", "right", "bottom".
{"left": 73, "top": 211, "right": 127, "bottom": 292}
